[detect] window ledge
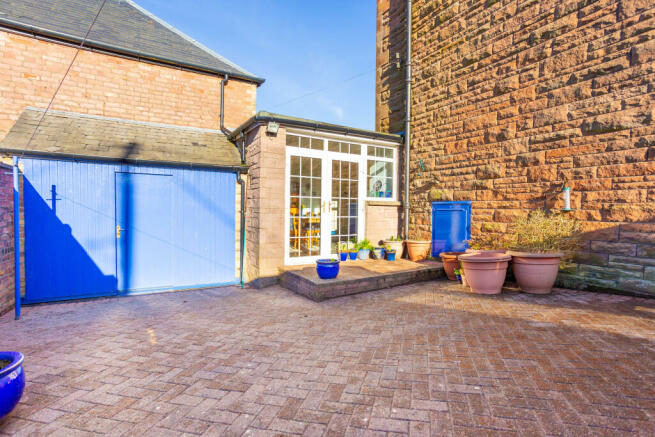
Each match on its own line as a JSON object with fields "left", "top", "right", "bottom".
{"left": 366, "top": 200, "right": 402, "bottom": 207}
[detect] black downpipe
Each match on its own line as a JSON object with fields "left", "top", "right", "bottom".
{"left": 404, "top": 0, "right": 412, "bottom": 239}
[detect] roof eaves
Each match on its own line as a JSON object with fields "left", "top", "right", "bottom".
{"left": 230, "top": 112, "right": 402, "bottom": 143}
{"left": 0, "top": 17, "right": 266, "bottom": 85}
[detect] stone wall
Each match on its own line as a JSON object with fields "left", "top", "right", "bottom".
{"left": 377, "top": 0, "right": 655, "bottom": 295}
{"left": 0, "top": 163, "right": 14, "bottom": 315}
{"left": 244, "top": 125, "right": 286, "bottom": 287}
{"left": 0, "top": 30, "right": 257, "bottom": 141}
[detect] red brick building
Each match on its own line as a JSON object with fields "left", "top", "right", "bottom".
{"left": 377, "top": 0, "right": 655, "bottom": 295}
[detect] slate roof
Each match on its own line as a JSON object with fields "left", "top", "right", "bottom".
{"left": 230, "top": 111, "right": 403, "bottom": 143}
{"left": 0, "top": 0, "right": 263, "bottom": 84}
{"left": 0, "top": 108, "right": 244, "bottom": 168}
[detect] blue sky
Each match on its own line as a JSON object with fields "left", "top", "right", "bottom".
{"left": 137, "top": 0, "right": 377, "bottom": 130}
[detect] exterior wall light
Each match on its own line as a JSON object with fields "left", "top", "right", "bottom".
{"left": 562, "top": 186, "right": 572, "bottom": 211}
{"left": 266, "top": 121, "right": 279, "bottom": 135}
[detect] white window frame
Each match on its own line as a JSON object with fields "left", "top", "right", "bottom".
{"left": 364, "top": 145, "right": 398, "bottom": 202}
{"left": 284, "top": 128, "right": 400, "bottom": 265}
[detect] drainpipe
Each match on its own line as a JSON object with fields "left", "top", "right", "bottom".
{"left": 220, "top": 74, "right": 230, "bottom": 136}
{"left": 403, "top": 0, "right": 412, "bottom": 239}
{"left": 12, "top": 157, "right": 21, "bottom": 320}
{"left": 220, "top": 75, "right": 247, "bottom": 287}
{"left": 237, "top": 132, "right": 247, "bottom": 288}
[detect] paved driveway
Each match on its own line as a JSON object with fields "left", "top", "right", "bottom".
{"left": 1, "top": 282, "right": 654, "bottom": 436}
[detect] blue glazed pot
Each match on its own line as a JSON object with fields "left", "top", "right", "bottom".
{"left": 386, "top": 250, "right": 397, "bottom": 261}
{"left": 0, "top": 351, "right": 25, "bottom": 421}
{"left": 316, "top": 259, "right": 339, "bottom": 279}
{"left": 339, "top": 252, "right": 348, "bottom": 262}
{"left": 373, "top": 248, "right": 384, "bottom": 259}
{"left": 348, "top": 251, "right": 357, "bottom": 260}
{"left": 357, "top": 249, "right": 370, "bottom": 260}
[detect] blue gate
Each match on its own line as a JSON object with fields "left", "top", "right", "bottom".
{"left": 431, "top": 201, "right": 472, "bottom": 256}
{"left": 22, "top": 158, "right": 236, "bottom": 303}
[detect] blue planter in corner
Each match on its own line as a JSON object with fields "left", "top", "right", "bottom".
{"left": 316, "top": 259, "right": 340, "bottom": 279}
{"left": 0, "top": 351, "right": 25, "bottom": 421}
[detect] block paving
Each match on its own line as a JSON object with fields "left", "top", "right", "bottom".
{"left": 1, "top": 281, "right": 655, "bottom": 436}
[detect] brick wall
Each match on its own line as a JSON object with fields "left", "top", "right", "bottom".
{"left": 244, "top": 125, "right": 286, "bottom": 287}
{"left": 0, "top": 30, "right": 257, "bottom": 141}
{"left": 366, "top": 202, "right": 402, "bottom": 246}
{"left": 377, "top": 0, "right": 655, "bottom": 295}
{"left": 0, "top": 163, "right": 14, "bottom": 315}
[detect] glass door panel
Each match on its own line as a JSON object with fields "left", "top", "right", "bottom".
{"left": 329, "top": 160, "right": 359, "bottom": 255}
{"left": 288, "top": 155, "right": 322, "bottom": 259}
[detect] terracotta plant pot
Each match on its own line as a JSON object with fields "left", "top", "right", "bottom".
{"left": 405, "top": 240, "right": 431, "bottom": 261}
{"left": 439, "top": 251, "right": 464, "bottom": 281}
{"left": 465, "top": 248, "right": 506, "bottom": 254}
{"left": 459, "top": 253, "right": 511, "bottom": 294}
{"left": 508, "top": 251, "right": 563, "bottom": 294}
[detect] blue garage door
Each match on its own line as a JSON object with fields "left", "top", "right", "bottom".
{"left": 22, "top": 158, "right": 236, "bottom": 303}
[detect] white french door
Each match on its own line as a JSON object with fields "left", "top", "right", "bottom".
{"left": 285, "top": 148, "right": 365, "bottom": 265}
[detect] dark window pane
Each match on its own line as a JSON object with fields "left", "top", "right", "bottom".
{"left": 301, "top": 157, "right": 311, "bottom": 176}
{"left": 328, "top": 141, "right": 339, "bottom": 152}
{"left": 385, "top": 148, "right": 394, "bottom": 159}
{"left": 350, "top": 180, "right": 358, "bottom": 198}
{"left": 311, "top": 158, "right": 321, "bottom": 177}
{"left": 300, "top": 137, "right": 310, "bottom": 148}
{"left": 290, "top": 196, "right": 299, "bottom": 212}
{"left": 311, "top": 179, "right": 321, "bottom": 198}
{"left": 287, "top": 134, "right": 299, "bottom": 147}
{"left": 301, "top": 179, "right": 311, "bottom": 197}
{"left": 291, "top": 156, "right": 300, "bottom": 175}
{"left": 350, "top": 144, "right": 361, "bottom": 155}
{"left": 311, "top": 138, "right": 323, "bottom": 150}
{"left": 290, "top": 177, "right": 300, "bottom": 196}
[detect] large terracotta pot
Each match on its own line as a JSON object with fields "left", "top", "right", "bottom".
{"left": 406, "top": 240, "right": 431, "bottom": 261}
{"left": 508, "top": 251, "right": 562, "bottom": 294}
{"left": 465, "top": 248, "right": 506, "bottom": 254}
{"left": 459, "top": 253, "right": 511, "bottom": 294}
{"left": 439, "top": 252, "right": 464, "bottom": 281}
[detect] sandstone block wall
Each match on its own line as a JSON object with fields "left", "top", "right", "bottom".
{"left": 244, "top": 125, "right": 287, "bottom": 287}
{"left": 377, "top": 0, "right": 655, "bottom": 295}
{"left": 0, "top": 163, "right": 14, "bottom": 315}
{"left": 0, "top": 30, "right": 257, "bottom": 142}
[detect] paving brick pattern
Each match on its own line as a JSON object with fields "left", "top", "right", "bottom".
{"left": 1, "top": 282, "right": 655, "bottom": 436}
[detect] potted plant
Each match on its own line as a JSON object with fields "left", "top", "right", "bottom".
{"left": 464, "top": 232, "right": 508, "bottom": 254}
{"left": 339, "top": 242, "right": 350, "bottom": 262}
{"left": 383, "top": 236, "right": 404, "bottom": 255}
{"left": 316, "top": 258, "right": 340, "bottom": 279}
{"left": 439, "top": 251, "right": 465, "bottom": 281}
{"left": 507, "top": 210, "right": 581, "bottom": 294}
{"left": 385, "top": 245, "right": 397, "bottom": 261}
{"left": 372, "top": 246, "right": 385, "bottom": 260}
{"left": 0, "top": 351, "right": 25, "bottom": 421}
{"left": 405, "top": 237, "right": 431, "bottom": 261}
{"left": 459, "top": 252, "right": 512, "bottom": 294}
{"left": 348, "top": 245, "right": 358, "bottom": 260}
{"left": 357, "top": 239, "right": 374, "bottom": 260}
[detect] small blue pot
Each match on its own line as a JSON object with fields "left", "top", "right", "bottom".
{"left": 0, "top": 351, "right": 25, "bottom": 421}
{"left": 348, "top": 251, "right": 357, "bottom": 260}
{"left": 339, "top": 252, "right": 348, "bottom": 262}
{"left": 386, "top": 250, "right": 397, "bottom": 261}
{"left": 373, "top": 248, "right": 385, "bottom": 259}
{"left": 358, "top": 249, "right": 370, "bottom": 260}
{"left": 316, "top": 259, "right": 340, "bottom": 279}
